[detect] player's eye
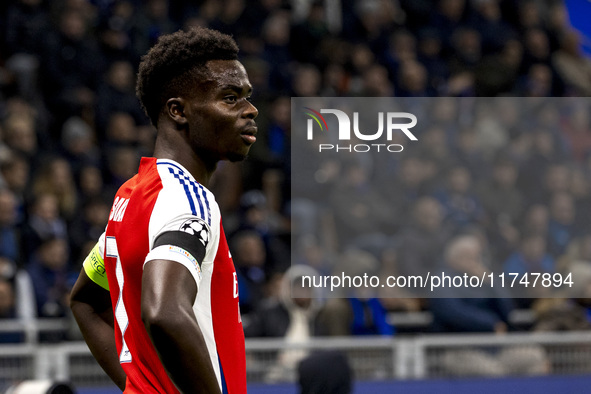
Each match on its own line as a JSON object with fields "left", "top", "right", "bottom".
{"left": 224, "top": 95, "right": 238, "bottom": 103}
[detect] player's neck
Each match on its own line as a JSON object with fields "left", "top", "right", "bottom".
{"left": 153, "top": 138, "right": 217, "bottom": 187}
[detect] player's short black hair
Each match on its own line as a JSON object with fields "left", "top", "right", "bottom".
{"left": 136, "top": 27, "right": 239, "bottom": 126}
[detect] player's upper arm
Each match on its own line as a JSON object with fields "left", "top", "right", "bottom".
{"left": 144, "top": 216, "right": 211, "bottom": 290}
{"left": 82, "top": 233, "right": 109, "bottom": 291}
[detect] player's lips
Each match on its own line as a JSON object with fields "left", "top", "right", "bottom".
{"left": 240, "top": 125, "right": 257, "bottom": 144}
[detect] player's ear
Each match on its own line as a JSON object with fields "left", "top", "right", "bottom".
{"left": 166, "top": 98, "right": 188, "bottom": 127}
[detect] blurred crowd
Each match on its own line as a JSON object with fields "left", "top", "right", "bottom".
{"left": 0, "top": 0, "right": 590, "bottom": 355}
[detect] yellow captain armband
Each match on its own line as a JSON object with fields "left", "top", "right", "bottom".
{"left": 83, "top": 242, "right": 109, "bottom": 291}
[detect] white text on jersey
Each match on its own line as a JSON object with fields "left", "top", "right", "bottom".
{"left": 110, "top": 197, "right": 130, "bottom": 222}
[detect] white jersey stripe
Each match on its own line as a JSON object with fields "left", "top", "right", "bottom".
{"left": 157, "top": 162, "right": 211, "bottom": 223}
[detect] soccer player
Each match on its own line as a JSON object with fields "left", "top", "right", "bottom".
{"left": 69, "top": 27, "right": 258, "bottom": 394}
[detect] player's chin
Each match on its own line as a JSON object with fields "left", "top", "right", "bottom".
{"left": 226, "top": 150, "right": 250, "bottom": 162}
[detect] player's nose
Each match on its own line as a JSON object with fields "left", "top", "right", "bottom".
{"left": 243, "top": 100, "right": 258, "bottom": 119}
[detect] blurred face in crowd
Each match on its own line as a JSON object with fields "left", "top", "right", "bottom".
{"left": 439, "top": 0, "right": 466, "bottom": 20}
{"left": 50, "top": 159, "right": 75, "bottom": 190}
{"left": 39, "top": 238, "right": 69, "bottom": 271}
{"left": 446, "top": 236, "right": 486, "bottom": 275}
{"left": 147, "top": 0, "right": 169, "bottom": 19}
{"left": 527, "top": 64, "right": 552, "bottom": 96}
{"left": 107, "top": 112, "right": 137, "bottom": 143}
{"left": 108, "top": 147, "right": 139, "bottom": 180}
{"left": 234, "top": 232, "right": 266, "bottom": 267}
{"left": 400, "top": 157, "right": 424, "bottom": 187}
{"left": 545, "top": 164, "right": 570, "bottom": 194}
{"left": 0, "top": 280, "right": 15, "bottom": 317}
{"left": 79, "top": 166, "right": 103, "bottom": 197}
{"left": 550, "top": 192, "right": 575, "bottom": 225}
{"left": 4, "top": 117, "right": 37, "bottom": 155}
{"left": 364, "top": 64, "right": 392, "bottom": 96}
{"left": 60, "top": 11, "right": 86, "bottom": 41}
{"left": 292, "top": 275, "right": 312, "bottom": 308}
{"left": 85, "top": 201, "right": 110, "bottom": 228}
{"left": 494, "top": 162, "right": 518, "bottom": 188}
{"left": 2, "top": 157, "right": 29, "bottom": 193}
{"left": 521, "top": 235, "right": 547, "bottom": 262}
{"left": 262, "top": 11, "right": 290, "bottom": 46}
{"left": 524, "top": 204, "right": 549, "bottom": 235}
{"left": 399, "top": 61, "right": 427, "bottom": 93}
{"left": 525, "top": 29, "right": 550, "bottom": 59}
{"left": 414, "top": 197, "right": 443, "bottom": 232}
{"left": 272, "top": 96, "right": 291, "bottom": 129}
{"left": 292, "top": 65, "right": 321, "bottom": 96}
{"left": 0, "top": 190, "right": 17, "bottom": 226}
{"left": 448, "top": 166, "right": 471, "bottom": 194}
{"left": 108, "top": 61, "right": 135, "bottom": 92}
{"left": 34, "top": 194, "right": 60, "bottom": 221}
{"left": 476, "top": 0, "right": 501, "bottom": 21}
{"left": 391, "top": 30, "right": 416, "bottom": 62}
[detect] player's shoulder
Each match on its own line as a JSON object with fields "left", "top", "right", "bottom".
{"left": 152, "top": 159, "right": 219, "bottom": 223}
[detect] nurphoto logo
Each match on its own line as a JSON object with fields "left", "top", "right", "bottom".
{"left": 304, "top": 107, "right": 418, "bottom": 153}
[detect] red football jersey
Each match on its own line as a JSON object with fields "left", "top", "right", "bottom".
{"left": 102, "top": 157, "right": 246, "bottom": 393}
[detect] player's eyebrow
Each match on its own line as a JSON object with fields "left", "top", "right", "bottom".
{"left": 220, "top": 84, "right": 253, "bottom": 95}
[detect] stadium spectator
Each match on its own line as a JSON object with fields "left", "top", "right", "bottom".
{"left": 0, "top": 188, "right": 20, "bottom": 265}
{"left": 518, "top": 130, "right": 566, "bottom": 204}
{"left": 429, "top": 235, "right": 549, "bottom": 377}
{"left": 429, "top": 234, "right": 514, "bottom": 333}
{"left": 0, "top": 277, "right": 23, "bottom": 343}
{"left": 20, "top": 193, "right": 67, "bottom": 262}
{"left": 95, "top": 60, "right": 148, "bottom": 136}
{"left": 503, "top": 233, "right": 555, "bottom": 304}
{"left": 231, "top": 229, "right": 269, "bottom": 315}
{"left": 504, "top": 234, "right": 555, "bottom": 275}
{"left": 469, "top": 0, "right": 513, "bottom": 53}
{"left": 60, "top": 116, "right": 101, "bottom": 174}
{"left": 553, "top": 30, "right": 591, "bottom": 96}
{"left": 547, "top": 191, "right": 577, "bottom": 257}
{"left": 235, "top": 189, "right": 290, "bottom": 273}
{"left": 26, "top": 237, "right": 75, "bottom": 319}
{"left": 430, "top": 0, "right": 468, "bottom": 49}
{"left": 105, "top": 145, "right": 140, "bottom": 189}
{"left": 68, "top": 197, "right": 110, "bottom": 263}
{"left": 291, "top": 63, "right": 322, "bottom": 97}
{"left": 560, "top": 104, "right": 591, "bottom": 163}
{"left": 31, "top": 157, "right": 78, "bottom": 219}
{"left": 0, "top": 152, "right": 30, "bottom": 213}
{"left": 320, "top": 249, "right": 394, "bottom": 336}
{"left": 3, "top": 0, "right": 50, "bottom": 101}
{"left": 363, "top": 63, "right": 395, "bottom": 96}
{"left": 4, "top": 0, "right": 50, "bottom": 58}
{"left": 418, "top": 126, "right": 453, "bottom": 171}
{"left": 41, "top": 9, "right": 101, "bottom": 127}
{"left": 77, "top": 165, "right": 108, "bottom": 202}
{"left": 249, "top": 265, "right": 325, "bottom": 382}
{"left": 262, "top": 11, "right": 292, "bottom": 93}
{"left": 329, "top": 161, "right": 396, "bottom": 247}
{"left": 398, "top": 196, "right": 451, "bottom": 277}
{"left": 0, "top": 257, "right": 16, "bottom": 282}
{"left": 244, "top": 265, "right": 324, "bottom": 338}
{"left": 130, "top": 0, "right": 177, "bottom": 60}
{"left": 95, "top": 6, "right": 137, "bottom": 68}
{"left": 2, "top": 111, "right": 38, "bottom": 161}
{"left": 434, "top": 165, "right": 485, "bottom": 231}
{"left": 478, "top": 153, "right": 523, "bottom": 260}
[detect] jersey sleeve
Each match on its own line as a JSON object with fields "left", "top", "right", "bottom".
{"left": 144, "top": 215, "right": 211, "bottom": 288}
{"left": 82, "top": 232, "right": 109, "bottom": 291}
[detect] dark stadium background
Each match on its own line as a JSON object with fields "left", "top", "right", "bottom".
{"left": 1, "top": 0, "right": 591, "bottom": 393}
